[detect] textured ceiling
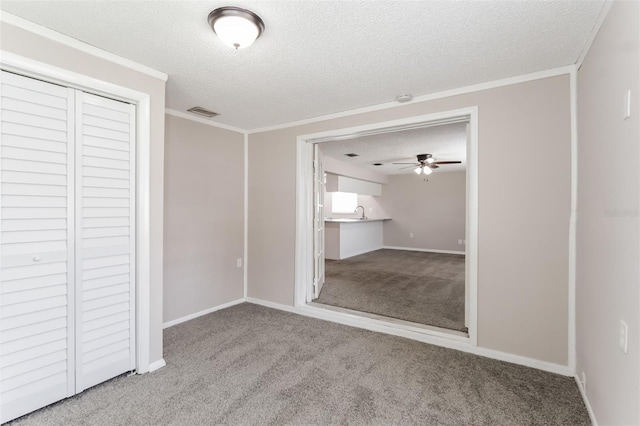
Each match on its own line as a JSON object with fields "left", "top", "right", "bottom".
{"left": 319, "top": 122, "right": 467, "bottom": 175}
{"left": 1, "top": 1, "right": 605, "bottom": 130}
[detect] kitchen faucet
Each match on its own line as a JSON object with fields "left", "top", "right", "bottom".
{"left": 355, "top": 205, "right": 366, "bottom": 220}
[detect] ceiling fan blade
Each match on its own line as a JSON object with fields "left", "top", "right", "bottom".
{"left": 392, "top": 162, "right": 418, "bottom": 165}
{"left": 399, "top": 165, "right": 418, "bottom": 170}
{"left": 428, "top": 164, "right": 439, "bottom": 169}
{"left": 432, "top": 161, "right": 462, "bottom": 165}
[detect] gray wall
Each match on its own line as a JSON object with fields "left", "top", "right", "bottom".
{"left": 248, "top": 75, "right": 571, "bottom": 366}
{"left": 0, "top": 21, "right": 167, "bottom": 364}
{"left": 576, "top": 1, "right": 640, "bottom": 424}
{"left": 163, "top": 114, "right": 244, "bottom": 323}
{"left": 380, "top": 172, "right": 465, "bottom": 252}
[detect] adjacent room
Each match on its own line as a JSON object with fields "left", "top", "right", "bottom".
{"left": 313, "top": 122, "right": 469, "bottom": 334}
{"left": 0, "top": 1, "right": 638, "bottom": 425}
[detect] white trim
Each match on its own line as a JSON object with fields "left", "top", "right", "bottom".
{"left": 295, "top": 107, "right": 479, "bottom": 348}
{"left": 308, "top": 302, "right": 468, "bottom": 338}
{"left": 243, "top": 132, "right": 249, "bottom": 299}
{"left": 148, "top": 359, "right": 166, "bottom": 373}
{"left": 248, "top": 66, "right": 574, "bottom": 134}
{"left": 135, "top": 95, "right": 152, "bottom": 375}
{"left": 165, "top": 108, "right": 246, "bottom": 134}
{"left": 471, "top": 346, "right": 572, "bottom": 377}
{"left": 0, "top": 12, "right": 168, "bottom": 82}
{"left": 0, "top": 50, "right": 154, "bottom": 375}
{"left": 467, "top": 108, "right": 479, "bottom": 347}
{"left": 576, "top": 1, "right": 613, "bottom": 70}
{"left": 339, "top": 246, "right": 384, "bottom": 259}
{"left": 568, "top": 66, "right": 578, "bottom": 374}
{"left": 295, "top": 139, "right": 315, "bottom": 304}
{"left": 162, "top": 298, "right": 245, "bottom": 329}
{"left": 246, "top": 297, "right": 299, "bottom": 314}
{"left": 382, "top": 246, "right": 465, "bottom": 255}
{"left": 575, "top": 375, "right": 598, "bottom": 425}
{"left": 246, "top": 298, "right": 572, "bottom": 376}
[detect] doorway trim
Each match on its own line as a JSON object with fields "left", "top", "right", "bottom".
{"left": 294, "top": 106, "right": 479, "bottom": 347}
{"left": 1, "top": 50, "right": 155, "bottom": 373}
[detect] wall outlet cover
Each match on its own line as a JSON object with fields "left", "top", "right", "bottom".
{"left": 624, "top": 89, "right": 631, "bottom": 119}
{"left": 619, "top": 320, "right": 629, "bottom": 353}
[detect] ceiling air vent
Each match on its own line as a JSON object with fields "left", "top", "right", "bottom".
{"left": 344, "top": 153, "right": 359, "bottom": 157}
{"left": 187, "top": 106, "right": 219, "bottom": 118}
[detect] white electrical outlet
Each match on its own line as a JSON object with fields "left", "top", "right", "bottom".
{"left": 458, "top": 239, "right": 463, "bottom": 245}
{"left": 619, "top": 320, "right": 629, "bottom": 353}
{"left": 236, "top": 258, "right": 243, "bottom": 268}
{"left": 624, "top": 89, "right": 631, "bottom": 119}
{"left": 409, "top": 232, "right": 414, "bottom": 238}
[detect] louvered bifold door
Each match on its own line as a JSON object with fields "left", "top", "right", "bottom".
{"left": 0, "top": 71, "right": 76, "bottom": 423}
{"left": 75, "top": 92, "right": 135, "bottom": 393}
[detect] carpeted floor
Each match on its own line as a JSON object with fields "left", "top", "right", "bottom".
{"left": 317, "top": 249, "right": 466, "bottom": 331}
{"left": 9, "top": 303, "right": 589, "bottom": 426}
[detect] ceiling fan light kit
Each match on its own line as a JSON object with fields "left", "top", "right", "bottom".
{"left": 394, "top": 153, "right": 462, "bottom": 175}
{"left": 414, "top": 166, "right": 433, "bottom": 175}
{"left": 208, "top": 6, "right": 265, "bottom": 49}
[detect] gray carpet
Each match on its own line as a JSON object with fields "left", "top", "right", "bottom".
{"left": 8, "top": 303, "right": 589, "bottom": 425}
{"left": 317, "top": 249, "right": 466, "bottom": 331}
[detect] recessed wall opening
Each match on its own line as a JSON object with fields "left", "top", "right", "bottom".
{"left": 295, "top": 108, "right": 478, "bottom": 345}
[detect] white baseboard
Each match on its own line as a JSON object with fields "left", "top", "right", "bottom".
{"left": 340, "top": 245, "right": 384, "bottom": 260}
{"left": 162, "top": 298, "right": 245, "bottom": 329}
{"left": 383, "top": 246, "right": 465, "bottom": 255}
{"left": 246, "top": 297, "right": 299, "bottom": 313}
{"left": 470, "top": 346, "right": 572, "bottom": 376}
{"left": 148, "top": 358, "right": 166, "bottom": 372}
{"left": 246, "top": 297, "right": 572, "bottom": 377}
{"left": 575, "top": 374, "right": 598, "bottom": 425}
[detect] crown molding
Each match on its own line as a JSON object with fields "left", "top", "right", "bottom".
{"left": 247, "top": 65, "right": 575, "bottom": 134}
{"left": 576, "top": 0, "right": 613, "bottom": 70}
{"left": 0, "top": 11, "right": 168, "bottom": 81}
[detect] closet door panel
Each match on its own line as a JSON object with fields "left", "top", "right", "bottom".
{"left": 0, "top": 71, "right": 75, "bottom": 423}
{"left": 75, "top": 92, "right": 135, "bottom": 393}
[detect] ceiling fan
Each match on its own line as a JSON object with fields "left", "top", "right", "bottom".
{"left": 393, "top": 153, "right": 461, "bottom": 175}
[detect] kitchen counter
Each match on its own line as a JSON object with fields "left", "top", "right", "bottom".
{"left": 324, "top": 217, "right": 391, "bottom": 223}
{"left": 324, "top": 218, "right": 390, "bottom": 260}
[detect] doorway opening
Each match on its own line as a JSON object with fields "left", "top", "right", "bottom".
{"left": 295, "top": 108, "right": 478, "bottom": 344}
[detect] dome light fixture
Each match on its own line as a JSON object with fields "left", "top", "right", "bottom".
{"left": 208, "top": 6, "right": 265, "bottom": 49}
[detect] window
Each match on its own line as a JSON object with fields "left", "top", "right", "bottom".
{"left": 332, "top": 192, "right": 357, "bottom": 213}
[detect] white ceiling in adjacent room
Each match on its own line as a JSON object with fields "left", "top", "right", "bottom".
{"left": 319, "top": 122, "right": 467, "bottom": 175}
{"left": 0, "top": 1, "right": 606, "bottom": 130}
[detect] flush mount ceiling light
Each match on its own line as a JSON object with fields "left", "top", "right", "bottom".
{"left": 208, "top": 6, "right": 265, "bottom": 49}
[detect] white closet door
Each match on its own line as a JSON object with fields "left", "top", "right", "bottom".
{"left": 312, "top": 144, "right": 325, "bottom": 299}
{"left": 0, "top": 71, "right": 76, "bottom": 423}
{"left": 75, "top": 92, "right": 135, "bottom": 392}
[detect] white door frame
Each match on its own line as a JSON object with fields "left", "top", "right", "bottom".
{"left": 295, "top": 107, "right": 479, "bottom": 347}
{"left": 0, "top": 51, "right": 154, "bottom": 373}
